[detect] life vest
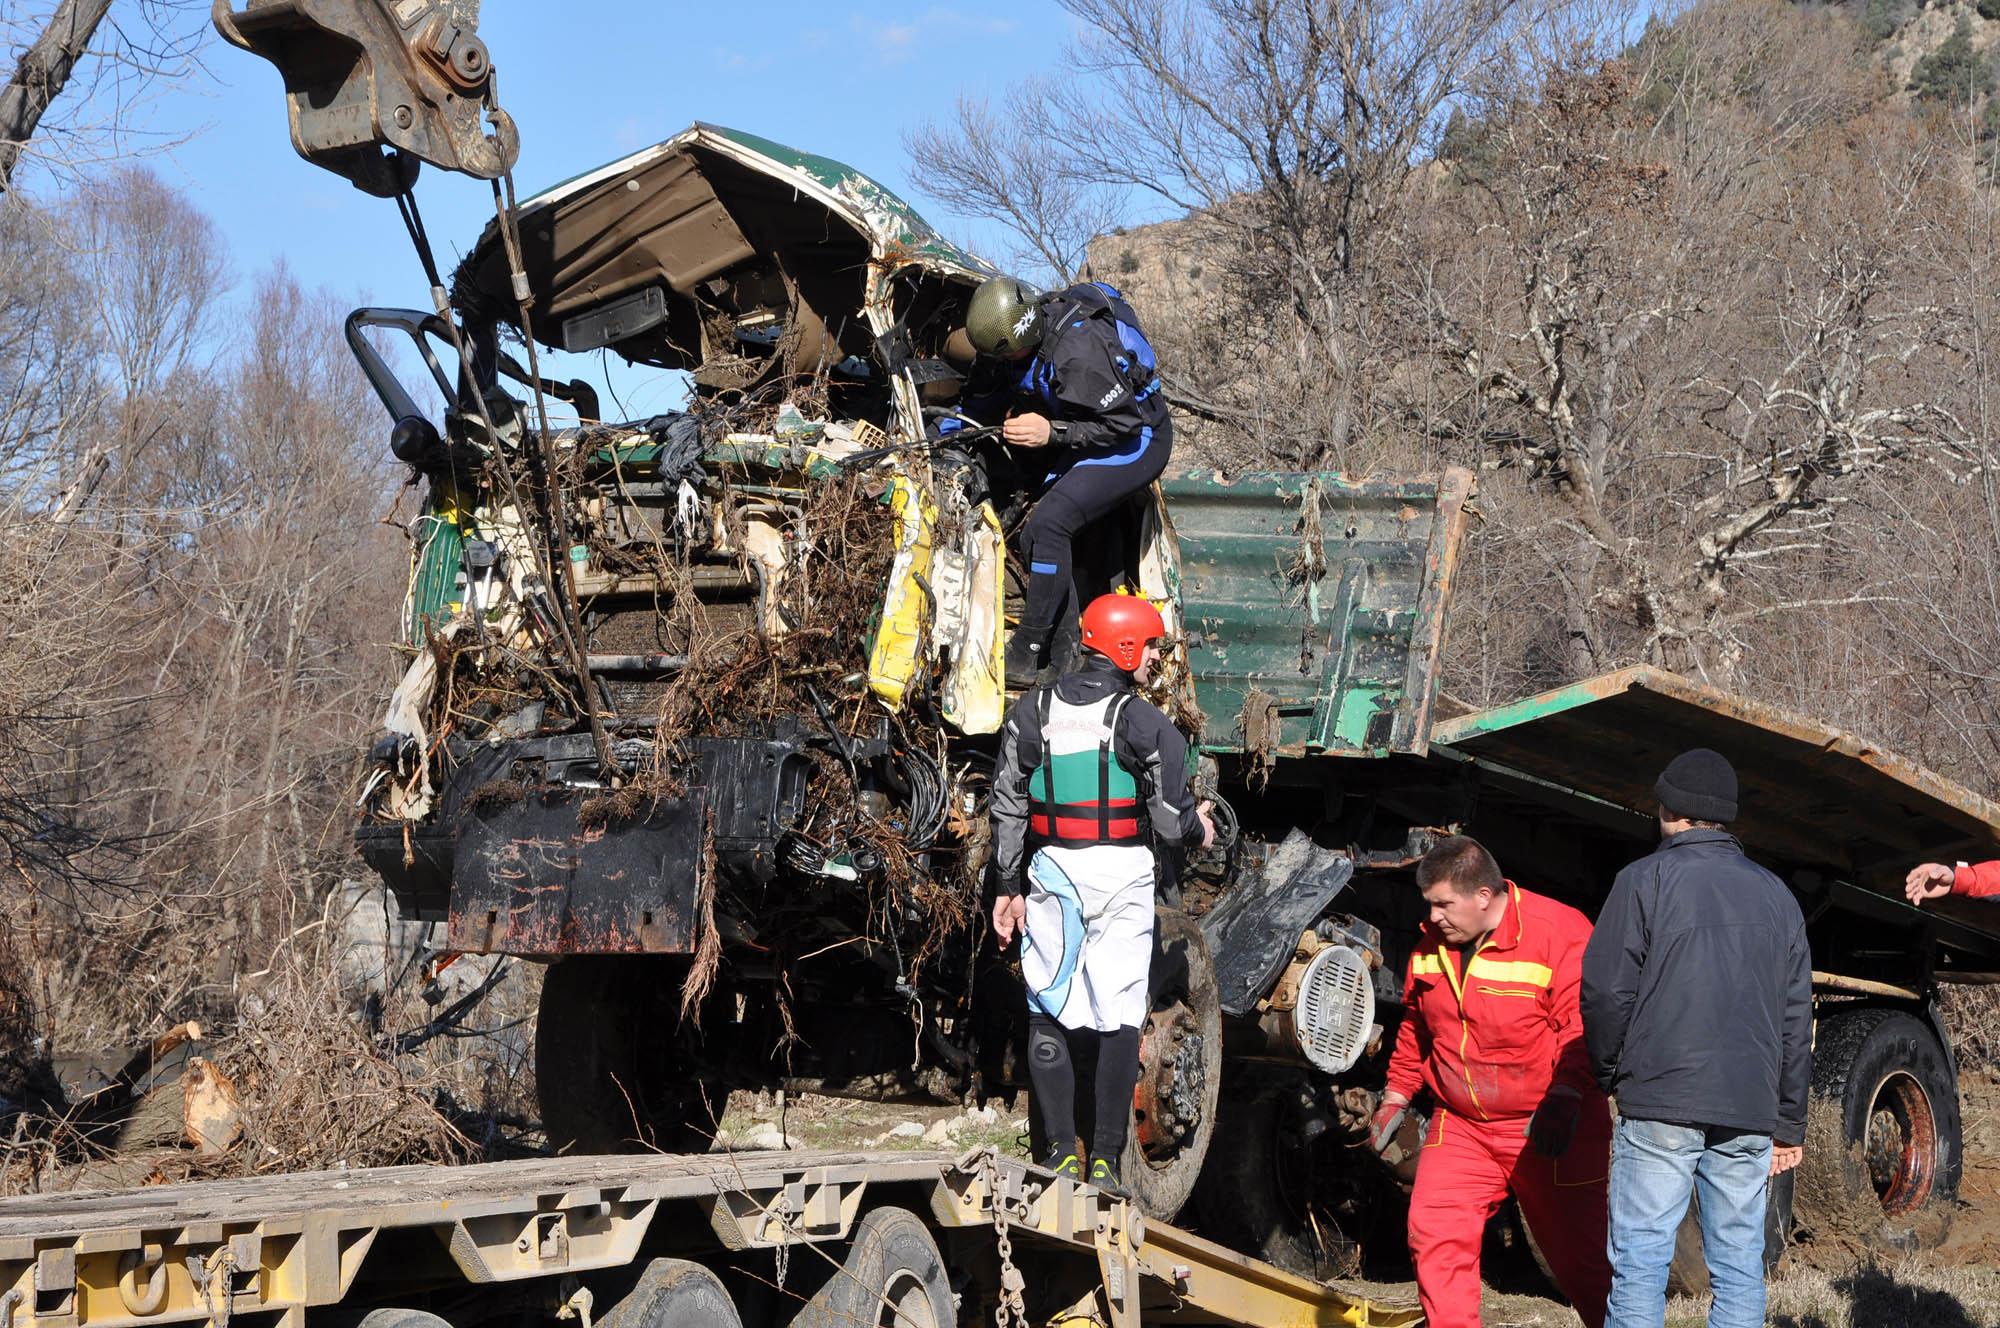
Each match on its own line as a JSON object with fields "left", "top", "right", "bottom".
{"left": 1016, "top": 282, "right": 1164, "bottom": 412}
{"left": 1027, "top": 687, "right": 1147, "bottom": 848}
{"left": 1065, "top": 281, "right": 1162, "bottom": 405}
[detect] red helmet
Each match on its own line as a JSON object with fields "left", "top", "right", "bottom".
{"left": 1080, "top": 593, "right": 1166, "bottom": 672}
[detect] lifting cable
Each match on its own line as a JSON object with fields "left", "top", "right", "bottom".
{"left": 388, "top": 105, "right": 615, "bottom": 775}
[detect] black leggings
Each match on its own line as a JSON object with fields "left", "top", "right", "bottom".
{"left": 1027, "top": 1013, "right": 1142, "bottom": 1163}
{"left": 1019, "top": 416, "right": 1173, "bottom": 642}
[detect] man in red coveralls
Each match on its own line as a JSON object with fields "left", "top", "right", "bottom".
{"left": 1371, "top": 835, "right": 1613, "bottom": 1328}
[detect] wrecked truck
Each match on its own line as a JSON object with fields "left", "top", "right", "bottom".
{"left": 351, "top": 124, "right": 1233, "bottom": 1221}
{"left": 347, "top": 125, "right": 2000, "bottom": 1281}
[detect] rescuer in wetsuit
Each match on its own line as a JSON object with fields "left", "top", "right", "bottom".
{"left": 960, "top": 277, "right": 1173, "bottom": 689}
{"left": 988, "top": 593, "right": 1212, "bottom": 1195}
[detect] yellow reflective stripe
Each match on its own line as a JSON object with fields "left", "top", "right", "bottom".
{"left": 1466, "top": 957, "right": 1553, "bottom": 987}
{"left": 1410, "top": 953, "right": 1445, "bottom": 976}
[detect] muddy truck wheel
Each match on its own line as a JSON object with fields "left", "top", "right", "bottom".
{"left": 1119, "top": 906, "right": 1223, "bottom": 1220}
{"left": 599, "top": 1258, "right": 743, "bottom": 1328}
{"left": 536, "top": 957, "right": 719, "bottom": 1154}
{"left": 1793, "top": 1007, "right": 1959, "bottom": 1251}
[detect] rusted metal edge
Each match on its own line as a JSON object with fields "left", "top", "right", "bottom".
{"left": 1432, "top": 664, "right": 2000, "bottom": 843}
{"left": 1398, "top": 465, "right": 1475, "bottom": 757}
{"left": 1811, "top": 970, "right": 1920, "bottom": 1001}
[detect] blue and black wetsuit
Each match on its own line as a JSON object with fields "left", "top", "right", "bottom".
{"left": 966, "top": 283, "right": 1172, "bottom": 663}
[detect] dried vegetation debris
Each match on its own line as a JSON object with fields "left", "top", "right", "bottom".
{"left": 370, "top": 383, "right": 992, "bottom": 972}
{"left": 0, "top": 894, "right": 536, "bottom": 1193}
{"left": 219, "top": 953, "right": 473, "bottom": 1176}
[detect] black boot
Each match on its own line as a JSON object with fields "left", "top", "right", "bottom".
{"left": 1004, "top": 625, "right": 1050, "bottom": 690}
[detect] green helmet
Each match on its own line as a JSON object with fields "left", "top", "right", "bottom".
{"left": 965, "top": 276, "right": 1044, "bottom": 357}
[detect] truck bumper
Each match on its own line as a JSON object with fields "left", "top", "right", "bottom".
{"left": 356, "top": 730, "right": 810, "bottom": 956}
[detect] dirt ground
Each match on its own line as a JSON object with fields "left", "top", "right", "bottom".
{"left": 722, "top": 1070, "right": 2000, "bottom": 1328}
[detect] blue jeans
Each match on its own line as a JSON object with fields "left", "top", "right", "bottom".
{"left": 1605, "top": 1116, "right": 1772, "bottom": 1328}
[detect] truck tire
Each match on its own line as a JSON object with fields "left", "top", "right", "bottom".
{"left": 357, "top": 1311, "right": 453, "bottom": 1328}
{"left": 1191, "top": 1076, "right": 1366, "bottom": 1279}
{"left": 1793, "top": 1008, "right": 1959, "bottom": 1249}
{"left": 789, "top": 1206, "right": 954, "bottom": 1328}
{"left": 1663, "top": 1168, "right": 1794, "bottom": 1297}
{"left": 1121, "top": 907, "right": 1223, "bottom": 1221}
{"left": 537, "top": 958, "right": 717, "bottom": 1154}
{"left": 602, "top": 1258, "right": 742, "bottom": 1328}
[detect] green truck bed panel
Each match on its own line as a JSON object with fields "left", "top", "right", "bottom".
{"left": 1166, "top": 466, "right": 1472, "bottom": 758}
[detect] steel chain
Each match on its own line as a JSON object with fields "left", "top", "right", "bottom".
{"left": 770, "top": 1193, "right": 792, "bottom": 1291}
{"left": 988, "top": 1157, "right": 1028, "bottom": 1328}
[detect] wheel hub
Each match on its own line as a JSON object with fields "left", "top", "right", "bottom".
{"left": 1863, "top": 1070, "right": 1937, "bottom": 1216}
{"left": 1135, "top": 1006, "right": 1204, "bottom": 1156}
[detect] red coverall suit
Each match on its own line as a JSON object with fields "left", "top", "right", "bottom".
{"left": 1386, "top": 881, "right": 1613, "bottom": 1328}
{"left": 1948, "top": 860, "right": 2000, "bottom": 898}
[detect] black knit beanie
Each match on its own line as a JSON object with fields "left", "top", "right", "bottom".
{"left": 1655, "top": 748, "right": 1738, "bottom": 823}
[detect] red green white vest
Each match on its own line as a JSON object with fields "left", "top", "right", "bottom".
{"left": 1028, "top": 689, "right": 1145, "bottom": 847}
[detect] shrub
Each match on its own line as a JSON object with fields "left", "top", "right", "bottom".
{"left": 1910, "top": 18, "right": 1992, "bottom": 104}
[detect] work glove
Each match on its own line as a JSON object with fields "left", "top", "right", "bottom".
{"left": 1368, "top": 1095, "right": 1410, "bottom": 1155}
{"left": 1526, "top": 1087, "right": 1581, "bottom": 1158}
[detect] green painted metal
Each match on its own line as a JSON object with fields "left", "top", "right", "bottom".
{"left": 1429, "top": 665, "right": 2000, "bottom": 930}
{"left": 1165, "top": 468, "right": 1472, "bottom": 758}
{"left": 517, "top": 123, "right": 994, "bottom": 281}
{"left": 1431, "top": 676, "right": 1621, "bottom": 744}
{"left": 408, "top": 502, "right": 467, "bottom": 643}
{"left": 702, "top": 125, "right": 993, "bottom": 276}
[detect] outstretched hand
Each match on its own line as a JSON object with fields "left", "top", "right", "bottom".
{"left": 1196, "top": 800, "right": 1216, "bottom": 849}
{"left": 1905, "top": 863, "right": 1954, "bottom": 907}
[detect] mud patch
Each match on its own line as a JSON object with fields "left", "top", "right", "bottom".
{"left": 1792, "top": 1101, "right": 1953, "bottom": 1263}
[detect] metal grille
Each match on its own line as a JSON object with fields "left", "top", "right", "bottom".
{"left": 586, "top": 601, "right": 756, "bottom": 715}
{"left": 1296, "top": 945, "right": 1375, "bottom": 1074}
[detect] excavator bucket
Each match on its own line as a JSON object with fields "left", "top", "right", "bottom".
{"left": 213, "top": 0, "right": 519, "bottom": 196}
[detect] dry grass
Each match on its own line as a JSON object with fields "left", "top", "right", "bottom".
{"left": 1662, "top": 1257, "right": 2000, "bottom": 1328}
{"left": 0, "top": 885, "right": 542, "bottom": 1193}
{"left": 216, "top": 929, "right": 473, "bottom": 1175}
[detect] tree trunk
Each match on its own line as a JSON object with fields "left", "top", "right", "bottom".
{"left": 0, "top": 0, "right": 117, "bottom": 192}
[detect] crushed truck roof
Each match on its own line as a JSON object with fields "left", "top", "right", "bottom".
{"left": 453, "top": 123, "right": 994, "bottom": 376}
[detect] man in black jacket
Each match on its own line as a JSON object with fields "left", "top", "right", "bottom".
{"left": 1581, "top": 748, "right": 1811, "bottom": 1328}
{"left": 960, "top": 276, "right": 1173, "bottom": 687}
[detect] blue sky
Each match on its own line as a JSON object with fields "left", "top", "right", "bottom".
{"left": 27, "top": 2, "right": 1080, "bottom": 417}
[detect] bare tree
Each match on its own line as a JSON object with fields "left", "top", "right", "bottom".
{"left": 904, "top": 89, "right": 1123, "bottom": 280}
{"left": 0, "top": 198, "right": 107, "bottom": 501}
{"left": 1394, "top": 4, "right": 1979, "bottom": 685}
{"left": 906, "top": 0, "right": 1538, "bottom": 463}
{"left": 0, "top": 0, "right": 206, "bottom": 193}
{"left": 0, "top": 0, "right": 113, "bottom": 190}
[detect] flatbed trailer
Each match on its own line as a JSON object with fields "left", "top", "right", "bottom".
{"left": 0, "top": 1149, "right": 1420, "bottom": 1328}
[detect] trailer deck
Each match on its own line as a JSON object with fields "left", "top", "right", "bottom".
{"left": 0, "top": 1149, "right": 1421, "bottom": 1328}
